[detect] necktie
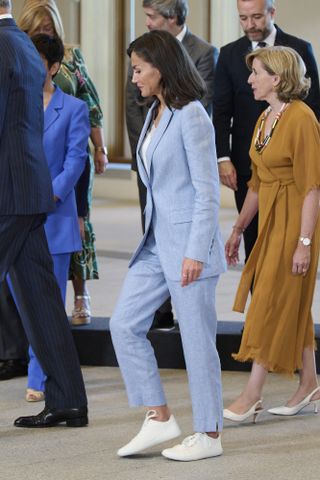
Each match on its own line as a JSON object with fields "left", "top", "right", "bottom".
{"left": 257, "top": 41, "right": 267, "bottom": 48}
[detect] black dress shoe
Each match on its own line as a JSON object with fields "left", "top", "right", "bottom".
{"left": 150, "top": 310, "right": 175, "bottom": 330}
{"left": 14, "top": 405, "right": 88, "bottom": 428}
{"left": 0, "top": 359, "right": 27, "bottom": 380}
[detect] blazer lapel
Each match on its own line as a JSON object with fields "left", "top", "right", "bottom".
{"left": 240, "top": 36, "right": 252, "bottom": 55}
{"left": 44, "top": 86, "right": 64, "bottom": 132}
{"left": 136, "top": 102, "right": 175, "bottom": 183}
{"left": 182, "top": 28, "right": 193, "bottom": 50}
{"left": 146, "top": 106, "right": 174, "bottom": 175}
{"left": 135, "top": 102, "right": 158, "bottom": 188}
{"left": 274, "top": 25, "right": 286, "bottom": 46}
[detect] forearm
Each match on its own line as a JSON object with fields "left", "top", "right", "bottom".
{"left": 75, "top": 159, "right": 90, "bottom": 217}
{"left": 292, "top": 188, "right": 320, "bottom": 276}
{"left": 300, "top": 188, "right": 320, "bottom": 238}
{"left": 90, "top": 127, "right": 108, "bottom": 174}
{"left": 233, "top": 188, "right": 259, "bottom": 232}
{"left": 90, "top": 126, "right": 106, "bottom": 149}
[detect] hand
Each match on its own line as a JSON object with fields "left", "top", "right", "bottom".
{"left": 218, "top": 161, "right": 237, "bottom": 191}
{"left": 292, "top": 243, "right": 311, "bottom": 276}
{"left": 225, "top": 229, "right": 241, "bottom": 266}
{"left": 181, "top": 257, "right": 204, "bottom": 287}
{"left": 94, "top": 150, "right": 108, "bottom": 174}
{"left": 78, "top": 217, "right": 85, "bottom": 241}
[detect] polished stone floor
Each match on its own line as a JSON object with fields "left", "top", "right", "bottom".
{"left": 1, "top": 368, "right": 320, "bottom": 480}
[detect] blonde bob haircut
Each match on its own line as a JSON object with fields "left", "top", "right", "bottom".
{"left": 246, "top": 46, "right": 311, "bottom": 102}
{"left": 17, "top": 0, "right": 65, "bottom": 41}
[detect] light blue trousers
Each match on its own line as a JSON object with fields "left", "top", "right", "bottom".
{"left": 27, "top": 253, "right": 71, "bottom": 391}
{"left": 110, "top": 234, "right": 223, "bottom": 432}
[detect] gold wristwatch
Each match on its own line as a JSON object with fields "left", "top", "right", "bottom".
{"left": 299, "top": 236, "right": 312, "bottom": 246}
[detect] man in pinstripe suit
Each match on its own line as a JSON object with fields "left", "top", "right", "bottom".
{"left": 0, "top": 0, "right": 88, "bottom": 428}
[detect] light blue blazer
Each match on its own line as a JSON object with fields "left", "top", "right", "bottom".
{"left": 130, "top": 100, "right": 227, "bottom": 280}
{"left": 43, "top": 87, "right": 90, "bottom": 255}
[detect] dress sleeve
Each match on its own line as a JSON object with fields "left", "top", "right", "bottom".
{"left": 70, "top": 47, "right": 103, "bottom": 128}
{"left": 292, "top": 110, "right": 320, "bottom": 197}
{"left": 247, "top": 161, "right": 260, "bottom": 192}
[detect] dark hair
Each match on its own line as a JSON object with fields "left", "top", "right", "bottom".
{"left": 127, "top": 30, "right": 206, "bottom": 109}
{"left": 31, "top": 34, "right": 64, "bottom": 70}
{"left": 142, "top": 0, "right": 188, "bottom": 26}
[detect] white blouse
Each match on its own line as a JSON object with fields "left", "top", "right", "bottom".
{"left": 140, "top": 123, "right": 157, "bottom": 174}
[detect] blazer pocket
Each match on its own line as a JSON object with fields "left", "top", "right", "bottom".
{"left": 170, "top": 208, "right": 193, "bottom": 224}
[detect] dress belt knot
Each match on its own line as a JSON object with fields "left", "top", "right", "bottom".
{"left": 260, "top": 179, "right": 294, "bottom": 187}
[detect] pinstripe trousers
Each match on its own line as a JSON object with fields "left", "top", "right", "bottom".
{"left": 0, "top": 215, "right": 87, "bottom": 409}
{"left": 27, "top": 253, "right": 71, "bottom": 392}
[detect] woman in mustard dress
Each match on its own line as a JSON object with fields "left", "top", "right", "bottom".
{"left": 224, "top": 46, "right": 320, "bottom": 423}
{"left": 18, "top": 0, "right": 108, "bottom": 325}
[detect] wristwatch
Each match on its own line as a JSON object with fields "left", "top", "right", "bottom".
{"left": 95, "top": 146, "right": 108, "bottom": 155}
{"left": 299, "top": 236, "right": 312, "bottom": 246}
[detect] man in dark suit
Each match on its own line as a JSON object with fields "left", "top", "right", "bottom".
{"left": 0, "top": 0, "right": 88, "bottom": 428}
{"left": 213, "top": 0, "right": 320, "bottom": 260}
{"left": 126, "top": 0, "right": 218, "bottom": 328}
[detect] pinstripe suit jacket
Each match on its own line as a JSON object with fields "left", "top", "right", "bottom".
{"left": 0, "top": 18, "right": 54, "bottom": 215}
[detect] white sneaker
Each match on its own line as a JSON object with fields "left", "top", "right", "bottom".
{"left": 117, "top": 410, "right": 181, "bottom": 457}
{"left": 162, "top": 433, "right": 223, "bottom": 461}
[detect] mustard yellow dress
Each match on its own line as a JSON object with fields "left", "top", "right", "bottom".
{"left": 233, "top": 100, "right": 320, "bottom": 374}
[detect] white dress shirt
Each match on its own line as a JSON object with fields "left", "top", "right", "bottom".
{"left": 176, "top": 24, "right": 187, "bottom": 43}
{"left": 141, "top": 123, "right": 157, "bottom": 175}
{"left": 0, "top": 13, "right": 13, "bottom": 20}
{"left": 251, "top": 25, "right": 277, "bottom": 50}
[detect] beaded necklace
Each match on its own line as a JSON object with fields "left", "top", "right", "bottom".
{"left": 254, "top": 102, "right": 289, "bottom": 153}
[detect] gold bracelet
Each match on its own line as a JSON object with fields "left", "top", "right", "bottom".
{"left": 94, "top": 146, "right": 107, "bottom": 155}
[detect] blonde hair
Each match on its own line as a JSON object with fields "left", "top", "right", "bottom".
{"left": 246, "top": 46, "right": 310, "bottom": 102}
{"left": 17, "top": 0, "right": 65, "bottom": 41}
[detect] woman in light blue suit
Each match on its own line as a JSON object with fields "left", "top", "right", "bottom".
{"left": 25, "top": 34, "right": 90, "bottom": 401}
{"left": 110, "top": 30, "right": 226, "bottom": 462}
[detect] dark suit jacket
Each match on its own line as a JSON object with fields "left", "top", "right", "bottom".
{"left": 126, "top": 28, "right": 219, "bottom": 170}
{"left": 0, "top": 18, "right": 54, "bottom": 215}
{"left": 212, "top": 25, "right": 320, "bottom": 176}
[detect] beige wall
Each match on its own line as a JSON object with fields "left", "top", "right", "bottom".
{"left": 210, "top": 0, "right": 240, "bottom": 48}
{"left": 80, "top": 0, "right": 118, "bottom": 157}
{"left": 275, "top": 0, "right": 320, "bottom": 66}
